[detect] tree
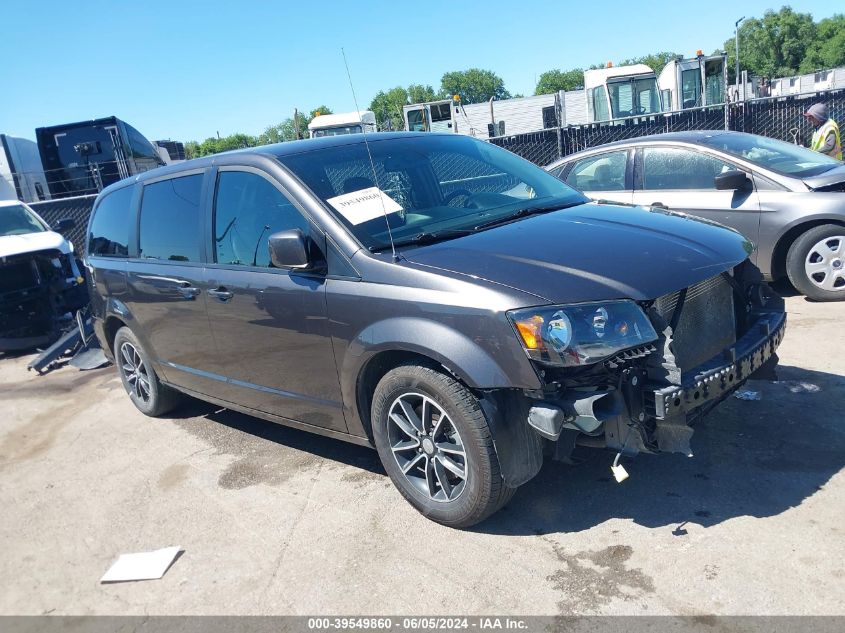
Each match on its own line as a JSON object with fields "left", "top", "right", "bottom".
{"left": 619, "top": 51, "right": 680, "bottom": 74}
{"left": 184, "top": 141, "right": 200, "bottom": 160}
{"left": 369, "top": 84, "right": 438, "bottom": 130}
{"left": 440, "top": 68, "right": 510, "bottom": 104}
{"left": 800, "top": 14, "right": 845, "bottom": 72}
{"left": 534, "top": 68, "right": 584, "bottom": 95}
{"left": 720, "top": 6, "right": 816, "bottom": 80}
{"left": 189, "top": 133, "right": 259, "bottom": 158}
{"left": 257, "top": 106, "right": 334, "bottom": 145}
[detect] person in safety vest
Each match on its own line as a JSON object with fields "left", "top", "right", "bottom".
{"left": 803, "top": 103, "right": 842, "bottom": 160}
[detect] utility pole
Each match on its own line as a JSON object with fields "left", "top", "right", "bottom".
{"left": 293, "top": 108, "right": 301, "bottom": 140}
{"left": 735, "top": 16, "right": 745, "bottom": 100}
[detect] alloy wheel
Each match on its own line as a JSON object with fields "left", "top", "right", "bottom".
{"left": 387, "top": 392, "right": 468, "bottom": 502}
{"left": 805, "top": 235, "right": 845, "bottom": 292}
{"left": 119, "top": 342, "right": 151, "bottom": 403}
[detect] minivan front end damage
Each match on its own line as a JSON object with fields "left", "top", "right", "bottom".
{"left": 0, "top": 249, "right": 87, "bottom": 351}
{"left": 513, "top": 262, "right": 785, "bottom": 462}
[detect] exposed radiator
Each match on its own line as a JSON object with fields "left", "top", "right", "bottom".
{"left": 654, "top": 273, "right": 736, "bottom": 372}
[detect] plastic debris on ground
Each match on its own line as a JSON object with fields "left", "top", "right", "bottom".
{"left": 734, "top": 390, "right": 762, "bottom": 401}
{"left": 773, "top": 381, "right": 820, "bottom": 393}
{"left": 27, "top": 308, "right": 111, "bottom": 374}
{"left": 100, "top": 546, "right": 182, "bottom": 583}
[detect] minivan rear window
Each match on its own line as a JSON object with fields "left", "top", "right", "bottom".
{"left": 89, "top": 186, "right": 132, "bottom": 257}
{"left": 139, "top": 175, "right": 203, "bottom": 262}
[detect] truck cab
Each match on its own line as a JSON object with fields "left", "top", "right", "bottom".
{"left": 403, "top": 100, "right": 455, "bottom": 133}
{"left": 308, "top": 111, "right": 377, "bottom": 138}
{"left": 658, "top": 52, "right": 727, "bottom": 111}
{"left": 584, "top": 64, "right": 662, "bottom": 122}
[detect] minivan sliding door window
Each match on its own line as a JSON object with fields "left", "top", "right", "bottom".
{"left": 139, "top": 175, "right": 203, "bottom": 262}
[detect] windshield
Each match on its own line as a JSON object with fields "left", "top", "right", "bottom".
{"left": 699, "top": 132, "right": 840, "bottom": 178}
{"left": 608, "top": 77, "right": 661, "bottom": 118}
{"left": 0, "top": 204, "right": 47, "bottom": 237}
{"left": 276, "top": 135, "right": 587, "bottom": 250}
{"left": 311, "top": 124, "right": 363, "bottom": 138}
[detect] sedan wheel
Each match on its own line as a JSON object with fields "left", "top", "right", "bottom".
{"left": 804, "top": 235, "right": 845, "bottom": 292}
{"left": 787, "top": 224, "right": 845, "bottom": 301}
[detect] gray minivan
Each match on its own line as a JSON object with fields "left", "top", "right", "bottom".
{"left": 86, "top": 133, "right": 785, "bottom": 527}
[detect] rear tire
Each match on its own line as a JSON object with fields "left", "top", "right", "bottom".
{"left": 113, "top": 327, "right": 181, "bottom": 417}
{"left": 371, "top": 363, "right": 516, "bottom": 528}
{"left": 786, "top": 225, "right": 845, "bottom": 301}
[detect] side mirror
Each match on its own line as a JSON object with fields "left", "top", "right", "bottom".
{"left": 715, "top": 170, "right": 749, "bottom": 191}
{"left": 53, "top": 217, "right": 76, "bottom": 232}
{"left": 268, "top": 229, "right": 310, "bottom": 270}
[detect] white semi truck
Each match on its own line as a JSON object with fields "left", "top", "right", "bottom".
{"left": 657, "top": 52, "right": 728, "bottom": 111}
{"left": 582, "top": 63, "right": 662, "bottom": 121}
{"left": 308, "top": 111, "right": 377, "bottom": 138}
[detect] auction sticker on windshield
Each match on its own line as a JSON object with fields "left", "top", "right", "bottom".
{"left": 326, "top": 187, "right": 402, "bottom": 225}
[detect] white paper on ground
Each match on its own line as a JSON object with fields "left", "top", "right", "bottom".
{"left": 325, "top": 187, "right": 402, "bottom": 225}
{"left": 100, "top": 546, "right": 182, "bottom": 583}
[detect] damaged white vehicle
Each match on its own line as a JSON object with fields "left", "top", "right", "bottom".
{"left": 0, "top": 200, "right": 87, "bottom": 351}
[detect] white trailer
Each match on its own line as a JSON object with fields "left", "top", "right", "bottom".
{"left": 404, "top": 95, "right": 559, "bottom": 139}
{"left": 0, "top": 134, "right": 50, "bottom": 203}
{"left": 308, "top": 111, "right": 376, "bottom": 138}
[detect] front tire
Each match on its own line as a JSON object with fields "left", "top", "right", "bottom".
{"left": 786, "top": 225, "right": 845, "bottom": 301}
{"left": 371, "top": 364, "right": 516, "bottom": 528}
{"left": 113, "top": 327, "right": 181, "bottom": 417}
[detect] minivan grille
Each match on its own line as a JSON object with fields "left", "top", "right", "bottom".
{"left": 654, "top": 273, "right": 736, "bottom": 372}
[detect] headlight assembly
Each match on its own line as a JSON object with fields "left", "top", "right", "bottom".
{"left": 508, "top": 300, "right": 657, "bottom": 367}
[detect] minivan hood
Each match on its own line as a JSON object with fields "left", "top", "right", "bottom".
{"left": 403, "top": 203, "right": 753, "bottom": 304}
{"left": 0, "top": 230, "right": 70, "bottom": 259}
{"left": 803, "top": 164, "right": 845, "bottom": 190}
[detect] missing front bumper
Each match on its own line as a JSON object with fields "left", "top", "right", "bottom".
{"left": 648, "top": 311, "right": 786, "bottom": 420}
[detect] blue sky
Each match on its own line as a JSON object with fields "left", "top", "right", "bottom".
{"left": 1, "top": 0, "right": 838, "bottom": 143}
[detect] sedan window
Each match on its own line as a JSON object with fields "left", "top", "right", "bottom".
{"left": 564, "top": 151, "right": 627, "bottom": 192}
{"left": 642, "top": 147, "right": 737, "bottom": 190}
{"left": 698, "top": 132, "right": 840, "bottom": 178}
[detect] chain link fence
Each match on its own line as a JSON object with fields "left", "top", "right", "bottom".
{"left": 491, "top": 88, "right": 845, "bottom": 166}
{"left": 29, "top": 195, "right": 97, "bottom": 256}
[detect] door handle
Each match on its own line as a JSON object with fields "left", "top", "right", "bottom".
{"left": 176, "top": 284, "right": 201, "bottom": 299}
{"left": 208, "top": 287, "right": 234, "bottom": 302}
{"left": 650, "top": 202, "right": 668, "bottom": 210}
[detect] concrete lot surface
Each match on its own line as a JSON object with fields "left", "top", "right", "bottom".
{"left": 1, "top": 295, "right": 844, "bottom": 616}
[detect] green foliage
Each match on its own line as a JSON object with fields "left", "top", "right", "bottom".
{"left": 440, "top": 68, "right": 510, "bottom": 104}
{"left": 619, "top": 51, "right": 681, "bottom": 74}
{"left": 721, "top": 6, "right": 817, "bottom": 80}
{"left": 189, "top": 133, "right": 259, "bottom": 158}
{"left": 534, "top": 68, "right": 584, "bottom": 95}
{"left": 800, "top": 14, "right": 845, "bottom": 72}
{"left": 255, "top": 106, "right": 334, "bottom": 145}
{"left": 369, "top": 84, "right": 439, "bottom": 130}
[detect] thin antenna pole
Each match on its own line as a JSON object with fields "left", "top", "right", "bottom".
{"left": 341, "top": 47, "right": 398, "bottom": 261}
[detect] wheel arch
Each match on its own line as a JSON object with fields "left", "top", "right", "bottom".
{"left": 102, "top": 315, "right": 127, "bottom": 357}
{"left": 342, "top": 316, "right": 540, "bottom": 440}
{"left": 770, "top": 218, "right": 845, "bottom": 281}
